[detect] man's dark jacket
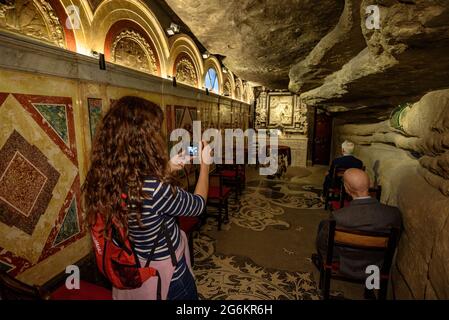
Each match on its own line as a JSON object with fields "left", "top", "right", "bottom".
{"left": 316, "top": 198, "right": 402, "bottom": 279}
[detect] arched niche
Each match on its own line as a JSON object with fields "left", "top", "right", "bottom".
{"left": 104, "top": 20, "right": 161, "bottom": 76}
{"left": 244, "top": 82, "right": 255, "bottom": 104}
{"left": 58, "top": 0, "right": 93, "bottom": 54}
{"left": 168, "top": 34, "right": 204, "bottom": 88}
{"left": 172, "top": 53, "right": 199, "bottom": 88}
{"left": 234, "top": 77, "right": 243, "bottom": 101}
{"left": 92, "top": 0, "right": 169, "bottom": 75}
{"left": 0, "top": 0, "right": 76, "bottom": 51}
{"left": 203, "top": 56, "right": 223, "bottom": 94}
{"left": 223, "top": 72, "right": 236, "bottom": 98}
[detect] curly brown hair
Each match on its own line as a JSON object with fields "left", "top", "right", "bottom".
{"left": 82, "top": 96, "right": 174, "bottom": 233}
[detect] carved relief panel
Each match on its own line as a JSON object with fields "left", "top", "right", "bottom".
{"left": 268, "top": 93, "right": 294, "bottom": 127}
{"left": 111, "top": 30, "right": 159, "bottom": 75}
{"left": 235, "top": 84, "right": 242, "bottom": 101}
{"left": 0, "top": 0, "right": 65, "bottom": 48}
{"left": 174, "top": 55, "right": 198, "bottom": 87}
{"left": 255, "top": 91, "right": 268, "bottom": 128}
{"left": 256, "top": 91, "right": 308, "bottom": 134}
{"left": 223, "top": 80, "right": 232, "bottom": 97}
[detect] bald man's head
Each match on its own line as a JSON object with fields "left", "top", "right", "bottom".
{"left": 343, "top": 168, "right": 370, "bottom": 198}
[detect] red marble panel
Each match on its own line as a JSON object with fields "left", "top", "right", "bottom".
{"left": 0, "top": 152, "right": 47, "bottom": 217}
{"left": 0, "top": 247, "right": 32, "bottom": 277}
{"left": 0, "top": 130, "right": 60, "bottom": 235}
{"left": 0, "top": 93, "right": 8, "bottom": 106}
{"left": 48, "top": 0, "right": 77, "bottom": 52}
{"left": 11, "top": 93, "right": 78, "bottom": 166}
{"left": 39, "top": 175, "right": 84, "bottom": 262}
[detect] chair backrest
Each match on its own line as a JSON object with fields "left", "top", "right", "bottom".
{"left": 331, "top": 166, "right": 348, "bottom": 189}
{"left": 338, "top": 185, "right": 382, "bottom": 209}
{"left": 326, "top": 220, "right": 400, "bottom": 276}
{"left": 209, "top": 171, "right": 224, "bottom": 197}
{"left": 369, "top": 186, "right": 382, "bottom": 201}
{"left": 334, "top": 166, "right": 347, "bottom": 178}
{"left": 0, "top": 271, "right": 49, "bottom": 300}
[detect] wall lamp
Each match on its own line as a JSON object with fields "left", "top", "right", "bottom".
{"left": 166, "top": 22, "right": 180, "bottom": 36}
{"left": 91, "top": 50, "right": 106, "bottom": 70}
{"left": 202, "top": 51, "right": 210, "bottom": 59}
{"left": 222, "top": 67, "right": 228, "bottom": 74}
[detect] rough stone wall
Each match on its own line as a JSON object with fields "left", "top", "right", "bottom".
{"left": 333, "top": 89, "right": 449, "bottom": 299}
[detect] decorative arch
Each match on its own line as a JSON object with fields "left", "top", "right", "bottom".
{"left": 172, "top": 53, "right": 199, "bottom": 87}
{"left": 104, "top": 20, "right": 161, "bottom": 76}
{"left": 223, "top": 72, "right": 236, "bottom": 98}
{"left": 168, "top": 34, "right": 204, "bottom": 88}
{"left": 92, "top": 0, "right": 169, "bottom": 75}
{"left": 0, "top": 0, "right": 76, "bottom": 51}
{"left": 58, "top": 0, "right": 94, "bottom": 54}
{"left": 234, "top": 77, "right": 243, "bottom": 101}
{"left": 203, "top": 56, "right": 223, "bottom": 94}
{"left": 245, "top": 82, "right": 255, "bottom": 103}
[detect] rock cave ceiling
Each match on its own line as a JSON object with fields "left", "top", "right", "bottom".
{"left": 163, "top": 0, "right": 449, "bottom": 120}
{"left": 88, "top": 1, "right": 449, "bottom": 119}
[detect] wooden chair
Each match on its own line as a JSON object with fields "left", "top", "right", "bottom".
{"left": 177, "top": 166, "right": 202, "bottom": 266}
{"left": 319, "top": 220, "right": 400, "bottom": 300}
{"left": 325, "top": 166, "right": 348, "bottom": 210}
{"left": 217, "top": 164, "right": 245, "bottom": 202}
{"left": 330, "top": 185, "right": 382, "bottom": 211}
{"left": 0, "top": 270, "right": 49, "bottom": 300}
{"left": 204, "top": 169, "right": 232, "bottom": 231}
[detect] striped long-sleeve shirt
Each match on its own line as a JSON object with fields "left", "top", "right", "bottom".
{"left": 127, "top": 178, "right": 205, "bottom": 281}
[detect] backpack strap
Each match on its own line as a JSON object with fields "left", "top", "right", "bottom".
{"left": 144, "top": 218, "right": 177, "bottom": 268}
{"left": 156, "top": 270, "right": 162, "bottom": 300}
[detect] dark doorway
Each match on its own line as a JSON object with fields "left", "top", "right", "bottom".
{"left": 312, "top": 109, "right": 333, "bottom": 165}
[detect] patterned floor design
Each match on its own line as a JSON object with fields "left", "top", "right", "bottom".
{"left": 192, "top": 170, "right": 328, "bottom": 300}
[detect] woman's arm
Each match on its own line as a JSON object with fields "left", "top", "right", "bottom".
{"left": 193, "top": 140, "right": 211, "bottom": 202}
{"left": 147, "top": 141, "right": 211, "bottom": 217}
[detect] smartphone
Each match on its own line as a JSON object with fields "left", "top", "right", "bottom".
{"left": 188, "top": 144, "right": 199, "bottom": 157}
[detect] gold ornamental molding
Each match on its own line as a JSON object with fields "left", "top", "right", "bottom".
{"left": 175, "top": 56, "right": 198, "bottom": 87}
{"left": 111, "top": 29, "right": 159, "bottom": 75}
{"left": 0, "top": 0, "right": 65, "bottom": 48}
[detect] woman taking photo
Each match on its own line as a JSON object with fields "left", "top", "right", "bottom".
{"left": 83, "top": 96, "right": 210, "bottom": 300}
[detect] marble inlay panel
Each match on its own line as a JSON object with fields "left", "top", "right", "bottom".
{"left": 87, "top": 98, "right": 102, "bottom": 140}
{"left": 0, "top": 130, "right": 60, "bottom": 235}
{"left": 0, "top": 151, "right": 47, "bottom": 217}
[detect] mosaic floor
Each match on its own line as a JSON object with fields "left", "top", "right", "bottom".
{"left": 192, "top": 167, "right": 331, "bottom": 300}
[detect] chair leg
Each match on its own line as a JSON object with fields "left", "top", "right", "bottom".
{"left": 323, "top": 269, "right": 331, "bottom": 300}
{"left": 225, "top": 198, "right": 229, "bottom": 222}
{"left": 379, "top": 279, "right": 388, "bottom": 300}
{"left": 217, "top": 205, "right": 222, "bottom": 231}
{"left": 188, "top": 232, "right": 195, "bottom": 267}
{"left": 319, "top": 267, "right": 324, "bottom": 290}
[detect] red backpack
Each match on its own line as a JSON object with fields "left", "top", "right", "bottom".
{"left": 90, "top": 213, "right": 162, "bottom": 297}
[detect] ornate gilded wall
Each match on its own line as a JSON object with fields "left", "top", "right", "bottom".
{"left": 0, "top": 0, "right": 252, "bottom": 286}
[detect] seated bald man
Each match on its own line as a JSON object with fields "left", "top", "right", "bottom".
{"left": 315, "top": 169, "right": 402, "bottom": 279}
